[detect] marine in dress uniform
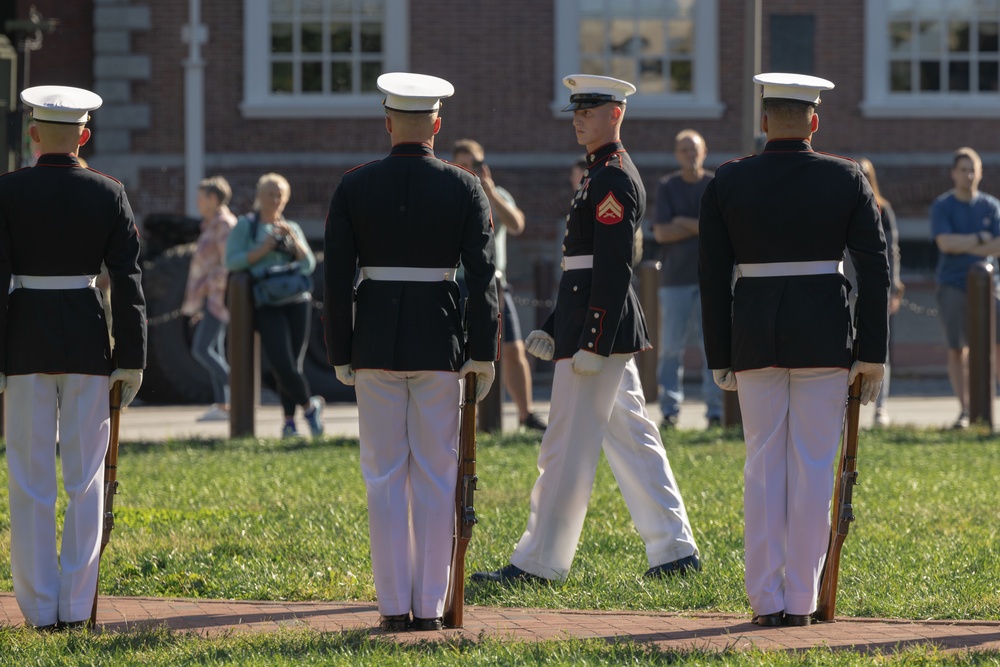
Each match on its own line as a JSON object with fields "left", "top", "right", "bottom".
{"left": 0, "top": 86, "right": 146, "bottom": 629}
{"left": 323, "top": 73, "right": 500, "bottom": 632}
{"left": 698, "top": 73, "right": 889, "bottom": 627}
{"left": 473, "top": 74, "right": 699, "bottom": 585}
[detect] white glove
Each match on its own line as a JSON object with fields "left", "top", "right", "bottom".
{"left": 334, "top": 364, "right": 356, "bottom": 386}
{"left": 712, "top": 368, "right": 738, "bottom": 392}
{"left": 524, "top": 330, "right": 555, "bottom": 361}
{"left": 110, "top": 368, "right": 143, "bottom": 409}
{"left": 0, "top": 372, "right": 5, "bottom": 394}
{"left": 459, "top": 359, "right": 495, "bottom": 403}
{"left": 847, "top": 360, "right": 885, "bottom": 406}
{"left": 571, "top": 349, "right": 605, "bottom": 376}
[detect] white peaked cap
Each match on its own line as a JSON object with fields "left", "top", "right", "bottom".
{"left": 377, "top": 72, "right": 455, "bottom": 112}
{"left": 753, "top": 72, "right": 834, "bottom": 105}
{"left": 21, "top": 85, "right": 103, "bottom": 124}
{"left": 561, "top": 74, "right": 636, "bottom": 111}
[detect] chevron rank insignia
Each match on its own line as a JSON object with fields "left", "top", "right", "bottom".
{"left": 596, "top": 192, "right": 623, "bottom": 224}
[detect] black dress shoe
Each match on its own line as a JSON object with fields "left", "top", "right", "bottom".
{"left": 56, "top": 620, "right": 90, "bottom": 631}
{"left": 751, "top": 611, "right": 784, "bottom": 627}
{"left": 521, "top": 413, "right": 547, "bottom": 431}
{"left": 409, "top": 616, "right": 443, "bottom": 631}
{"left": 470, "top": 563, "right": 547, "bottom": 584}
{"left": 378, "top": 613, "right": 410, "bottom": 632}
{"left": 643, "top": 554, "right": 701, "bottom": 578}
{"left": 784, "top": 613, "right": 811, "bottom": 627}
{"left": 33, "top": 623, "right": 58, "bottom": 633}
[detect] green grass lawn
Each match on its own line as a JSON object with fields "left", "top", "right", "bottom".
{"left": 0, "top": 425, "right": 998, "bottom": 664}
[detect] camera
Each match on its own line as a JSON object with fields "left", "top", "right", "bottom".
{"left": 269, "top": 231, "right": 295, "bottom": 253}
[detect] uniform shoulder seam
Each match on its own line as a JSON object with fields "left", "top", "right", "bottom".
{"left": 343, "top": 159, "right": 380, "bottom": 176}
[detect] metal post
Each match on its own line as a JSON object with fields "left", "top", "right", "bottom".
{"left": 637, "top": 260, "right": 660, "bottom": 403}
{"left": 478, "top": 276, "right": 504, "bottom": 433}
{"left": 967, "top": 262, "right": 995, "bottom": 429}
{"left": 228, "top": 272, "right": 259, "bottom": 437}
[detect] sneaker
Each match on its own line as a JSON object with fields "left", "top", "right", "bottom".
{"left": 952, "top": 412, "right": 970, "bottom": 430}
{"left": 305, "top": 396, "right": 325, "bottom": 437}
{"left": 644, "top": 553, "right": 701, "bottom": 579}
{"left": 661, "top": 414, "right": 679, "bottom": 430}
{"left": 281, "top": 421, "right": 299, "bottom": 439}
{"left": 196, "top": 405, "right": 229, "bottom": 422}
{"left": 873, "top": 409, "right": 889, "bottom": 428}
{"left": 521, "top": 412, "right": 547, "bottom": 431}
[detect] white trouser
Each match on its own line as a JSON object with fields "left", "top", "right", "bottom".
{"left": 5, "top": 373, "right": 110, "bottom": 627}
{"left": 355, "top": 369, "right": 459, "bottom": 619}
{"left": 736, "top": 366, "right": 849, "bottom": 617}
{"left": 511, "top": 356, "right": 698, "bottom": 580}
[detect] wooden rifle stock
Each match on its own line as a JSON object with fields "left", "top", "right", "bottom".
{"left": 89, "top": 380, "right": 123, "bottom": 628}
{"left": 814, "top": 367, "right": 862, "bottom": 622}
{"left": 443, "top": 371, "right": 479, "bottom": 628}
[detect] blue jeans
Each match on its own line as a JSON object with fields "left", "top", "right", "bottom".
{"left": 191, "top": 311, "right": 230, "bottom": 405}
{"left": 657, "top": 285, "right": 722, "bottom": 419}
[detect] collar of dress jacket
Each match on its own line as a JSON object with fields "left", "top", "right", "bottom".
{"left": 762, "top": 139, "right": 813, "bottom": 154}
{"left": 587, "top": 141, "right": 625, "bottom": 165}
{"left": 389, "top": 142, "right": 435, "bottom": 157}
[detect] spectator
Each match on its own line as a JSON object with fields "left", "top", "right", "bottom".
{"left": 225, "top": 172, "right": 324, "bottom": 438}
{"left": 651, "top": 129, "right": 722, "bottom": 429}
{"left": 181, "top": 175, "right": 238, "bottom": 421}
{"left": 931, "top": 147, "right": 1000, "bottom": 429}
{"left": 452, "top": 139, "right": 546, "bottom": 431}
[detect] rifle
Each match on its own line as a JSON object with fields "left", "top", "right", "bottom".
{"left": 89, "top": 380, "right": 123, "bottom": 628}
{"left": 814, "top": 360, "right": 862, "bottom": 622}
{"left": 443, "top": 371, "right": 479, "bottom": 628}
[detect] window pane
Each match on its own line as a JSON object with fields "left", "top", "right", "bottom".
{"left": 890, "top": 21, "right": 913, "bottom": 53}
{"left": 639, "top": 58, "right": 665, "bottom": 93}
{"left": 330, "top": 0, "right": 352, "bottom": 12}
{"left": 271, "top": 22, "right": 293, "bottom": 53}
{"left": 980, "top": 60, "right": 999, "bottom": 89}
{"left": 302, "top": 61, "right": 323, "bottom": 92}
{"left": 949, "top": 60, "right": 970, "bottom": 89}
{"left": 361, "top": 61, "right": 381, "bottom": 92}
{"left": 609, "top": 57, "right": 634, "bottom": 82}
{"left": 670, "top": 60, "right": 692, "bottom": 92}
{"left": 919, "top": 59, "right": 941, "bottom": 89}
{"left": 637, "top": 19, "right": 665, "bottom": 56}
{"left": 580, "top": 19, "right": 605, "bottom": 55}
{"left": 890, "top": 60, "right": 912, "bottom": 91}
{"left": 668, "top": 19, "right": 693, "bottom": 54}
{"left": 977, "top": 0, "right": 1000, "bottom": 12}
{"left": 271, "top": 62, "right": 293, "bottom": 93}
{"left": 329, "top": 22, "right": 351, "bottom": 52}
{"left": 580, "top": 56, "right": 604, "bottom": 75}
{"left": 610, "top": 19, "right": 639, "bottom": 56}
{"left": 361, "top": 0, "right": 385, "bottom": 17}
{"left": 271, "top": 0, "right": 293, "bottom": 16}
{"left": 580, "top": 0, "right": 604, "bottom": 16}
{"left": 918, "top": 21, "right": 942, "bottom": 54}
{"left": 302, "top": 0, "right": 324, "bottom": 15}
{"left": 302, "top": 22, "right": 323, "bottom": 53}
{"left": 330, "top": 62, "right": 352, "bottom": 92}
{"left": 980, "top": 21, "right": 999, "bottom": 51}
{"left": 360, "top": 21, "right": 382, "bottom": 52}
{"left": 949, "top": 21, "right": 971, "bottom": 52}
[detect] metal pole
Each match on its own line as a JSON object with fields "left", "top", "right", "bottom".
{"left": 477, "top": 276, "right": 504, "bottom": 433}
{"left": 182, "top": 0, "right": 207, "bottom": 218}
{"left": 228, "top": 272, "right": 259, "bottom": 437}
{"left": 637, "top": 260, "right": 660, "bottom": 404}
{"left": 966, "top": 262, "right": 994, "bottom": 429}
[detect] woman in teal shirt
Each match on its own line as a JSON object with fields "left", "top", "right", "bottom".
{"left": 226, "top": 172, "right": 323, "bottom": 438}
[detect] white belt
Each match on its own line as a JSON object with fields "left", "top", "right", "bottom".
{"left": 735, "top": 260, "right": 843, "bottom": 279}
{"left": 12, "top": 274, "right": 98, "bottom": 289}
{"left": 561, "top": 255, "right": 594, "bottom": 271}
{"left": 361, "top": 266, "right": 456, "bottom": 282}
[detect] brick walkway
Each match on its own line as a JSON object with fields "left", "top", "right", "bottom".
{"left": 2, "top": 594, "right": 998, "bottom": 653}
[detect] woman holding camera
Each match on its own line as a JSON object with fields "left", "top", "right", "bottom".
{"left": 226, "top": 172, "right": 324, "bottom": 438}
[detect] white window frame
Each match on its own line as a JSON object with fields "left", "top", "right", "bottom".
{"left": 552, "top": 0, "right": 723, "bottom": 119}
{"left": 862, "top": 0, "right": 1000, "bottom": 118}
{"left": 241, "top": 0, "right": 408, "bottom": 119}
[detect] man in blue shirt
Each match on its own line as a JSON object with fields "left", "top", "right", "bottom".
{"left": 932, "top": 146, "right": 1000, "bottom": 428}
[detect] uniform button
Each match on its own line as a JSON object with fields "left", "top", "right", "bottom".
{"left": 588, "top": 342, "right": 594, "bottom": 348}
{"left": 583, "top": 169, "right": 589, "bottom": 176}
{"left": 572, "top": 285, "right": 578, "bottom": 292}
{"left": 565, "top": 215, "right": 571, "bottom": 222}
{"left": 561, "top": 245, "right": 566, "bottom": 251}
{"left": 591, "top": 328, "right": 596, "bottom": 333}
{"left": 564, "top": 229, "right": 569, "bottom": 237}
{"left": 593, "top": 313, "right": 599, "bottom": 319}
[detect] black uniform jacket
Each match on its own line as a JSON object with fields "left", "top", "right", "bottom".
{"left": 0, "top": 154, "right": 146, "bottom": 376}
{"left": 324, "top": 142, "right": 500, "bottom": 372}
{"left": 542, "top": 141, "right": 650, "bottom": 359}
{"left": 699, "top": 139, "right": 889, "bottom": 372}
